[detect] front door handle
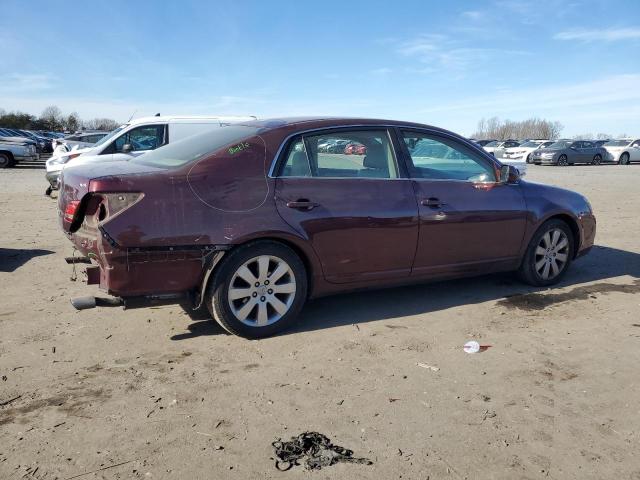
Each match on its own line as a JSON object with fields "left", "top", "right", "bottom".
{"left": 421, "top": 197, "right": 445, "bottom": 208}
{"left": 286, "top": 199, "right": 320, "bottom": 210}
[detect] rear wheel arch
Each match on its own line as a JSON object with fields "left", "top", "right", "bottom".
{"left": 213, "top": 235, "right": 318, "bottom": 298}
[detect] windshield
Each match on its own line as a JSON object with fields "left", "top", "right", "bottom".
{"left": 132, "top": 125, "right": 261, "bottom": 168}
{"left": 91, "top": 125, "right": 126, "bottom": 147}
{"left": 518, "top": 141, "right": 540, "bottom": 148}
{"left": 605, "top": 140, "right": 630, "bottom": 147}
{"left": 548, "top": 141, "right": 569, "bottom": 149}
{"left": 484, "top": 141, "right": 500, "bottom": 147}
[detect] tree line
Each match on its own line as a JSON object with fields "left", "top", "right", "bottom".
{"left": 472, "top": 117, "right": 564, "bottom": 140}
{"left": 0, "top": 106, "right": 120, "bottom": 132}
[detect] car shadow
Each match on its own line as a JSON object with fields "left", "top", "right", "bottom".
{"left": 172, "top": 245, "right": 640, "bottom": 339}
{"left": 0, "top": 248, "right": 54, "bottom": 273}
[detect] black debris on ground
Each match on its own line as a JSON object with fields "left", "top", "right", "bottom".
{"left": 272, "top": 431, "right": 372, "bottom": 471}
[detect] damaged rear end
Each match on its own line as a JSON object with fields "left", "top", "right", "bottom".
{"left": 58, "top": 161, "right": 224, "bottom": 308}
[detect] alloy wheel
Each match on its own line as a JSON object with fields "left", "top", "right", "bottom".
{"left": 534, "top": 228, "right": 570, "bottom": 280}
{"left": 558, "top": 155, "right": 568, "bottom": 166}
{"left": 592, "top": 155, "right": 601, "bottom": 165}
{"left": 227, "top": 255, "right": 296, "bottom": 327}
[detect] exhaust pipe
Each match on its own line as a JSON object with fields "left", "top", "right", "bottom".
{"left": 70, "top": 296, "right": 123, "bottom": 310}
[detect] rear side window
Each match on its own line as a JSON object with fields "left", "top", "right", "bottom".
{"left": 132, "top": 125, "right": 260, "bottom": 168}
{"left": 280, "top": 129, "right": 398, "bottom": 179}
{"left": 402, "top": 130, "right": 496, "bottom": 182}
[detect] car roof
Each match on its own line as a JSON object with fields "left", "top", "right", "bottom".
{"left": 127, "top": 115, "right": 258, "bottom": 126}
{"left": 231, "top": 117, "right": 459, "bottom": 137}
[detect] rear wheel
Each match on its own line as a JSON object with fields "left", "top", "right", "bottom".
{"left": 619, "top": 152, "right": 630, "bottom": 165}
{"left": 518, "top": 219, "right": 574, "bottom": 287}
{"left": 526, "top": 153, "right": 532, "bottom": 164}
{"left": 592, "top": 154, "right": 602, "bottom": 165}
{"left": 557, "top": 155, "right": 568, "bottom": 166}
{"left": 205, "top": 241, "right": 308, "bottom": 338}
{"left": 0, "top": 153, "right": 13, "bottom": 169}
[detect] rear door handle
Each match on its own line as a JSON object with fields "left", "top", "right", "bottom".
{"left": 286, "top": 200, "right": 320, "bottom": 210}
{"left": 421, "top": 197, "right": 445, "bottom": 207}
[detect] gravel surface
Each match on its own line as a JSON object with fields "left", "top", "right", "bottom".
{"left": 1, "top": 162, "right": 639, "bottom": 479}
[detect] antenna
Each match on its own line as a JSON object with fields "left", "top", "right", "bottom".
{"left": 127, "top": 110, "right": 137, "bottom": 122}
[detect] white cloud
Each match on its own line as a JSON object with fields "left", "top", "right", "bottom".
{"left": 412, "top": 74, "right": 640, "bottom": 136}
{"left": 461, "top": 10, "right": 483, "bottom": 20}
{"left": 397, "top": 34, "right": 529, "bottom": 71}
{"left": 0, "top": 73, "right": 57, "bottom": 93}
{"left": 370, "top": 67, "right": 392, "bottom": 75}
{"left": 554, "top": 27, "right": 640, "bottom": 42}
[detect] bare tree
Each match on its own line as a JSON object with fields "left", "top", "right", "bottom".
{"left": 40, "top": 105, "right": 63, "bottom": 130}
{"left": 65, "top": 112, "right": 81, "bottom": 132}
{"left": 472, "top": 117, "right": 564, "bottom": 140}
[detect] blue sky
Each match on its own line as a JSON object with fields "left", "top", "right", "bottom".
{"left": 1, "top": 0, "right": 639, "bottom": 136}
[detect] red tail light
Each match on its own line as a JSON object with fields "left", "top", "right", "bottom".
{"left": 64, "top": 200, "right": 80, "bottom": 223}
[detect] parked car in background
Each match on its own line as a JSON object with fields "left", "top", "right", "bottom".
{"left": 593, "top": 139, "right": 609, "bottom": 147}
{"left": 603, "top": 138, "right": 640, "bottom": 165}
{"left": 483, "top": 140, "right": 520, "bottom": 158}
{"left": 59, "top": 117, "right": 595, "bottom": 338}
{"left": 532, "top": 140, "right": 608, "bottom": 166}
{"left": 503, "top": 140, "right": 554, "bottom": 164}
{"left": 62, "top": 131, "right": 109, "bottom": 149}
{"left": 0, "top": 138, "right": 39, "bottom": 168}
{"left": 0, "top": 128, "right": 39, "bottom": 150}
{"left": 475, "top": 139, "right": 497, "bottom": 147}
{"left": 45, "top": 115, "right": 256, "bottom": 191}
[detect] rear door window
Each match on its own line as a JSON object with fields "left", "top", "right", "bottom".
{"left": 280, "top": 130, "right": 398, "bottom": 179}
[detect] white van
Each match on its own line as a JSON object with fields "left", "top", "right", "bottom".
{"left": 45, "top": 115, "right": 256, "bottom": 192}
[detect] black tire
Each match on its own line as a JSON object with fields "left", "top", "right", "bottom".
{"left": 619, "top": 152, "right": 630, "bottom": 165}
{"left": 526, "top": 153, "right": 532, "bottom": 164}
{"left": 0, "top": 153, "right": 13, "bottom": 169}
{"left": 592, "top": 154, "right": 602, "bottom": 165}
{"left": 205, "top": 240, "right": 308, "bottom": 338}
{"left": 518, "top": 219, "right": 574, "bottom": 287}
{"left": 557, "top": 155, "right": 568, "bottom": 166}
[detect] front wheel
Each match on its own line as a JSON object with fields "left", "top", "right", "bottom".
{"left": 0, "top": 153, "right": 13, "bottom": 169}
{"left": 557, "top": 155, "right": 568, "bottom": 166}
{"left": 592, "top": 154, "right": 602, "bottom": 165}
{"left": 619, "top": 152, "right": 630, "bottom": 165}
{"left": 526, "top": 154, "right": 532, "bottom": 164}
{"left": 205, "top": 241, "right": 308, "bottom": 338}
{"left": 518, "top": 220, "right": 574, "bottom": 287}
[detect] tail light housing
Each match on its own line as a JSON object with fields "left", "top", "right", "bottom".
{"left": 98, "top": 193, "right": 144, "bottom": 222}
{"left": 63, "top": 200, "right": 80, "bottom": 223}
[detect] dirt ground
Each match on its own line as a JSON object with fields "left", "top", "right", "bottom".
{"left": 1, "top": 161, "right": 639, "bottom": 480}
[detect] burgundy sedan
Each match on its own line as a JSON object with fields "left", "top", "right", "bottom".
{"left": 59, "top": 118, "right": 596, "bottom": 338}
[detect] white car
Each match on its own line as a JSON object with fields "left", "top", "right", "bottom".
{"left": 503, "top": 140, "right": 554, "bottom": 164}
{"left": 45, "top": 115, "right": 256, "bottom": 191}
{"left": 603, "top": 139, "right": 640, "bottom": 165}
{"left": 62, "top": 132, "right": 109, "bottom": 150}
{"left": 482, "top": 140, "right": 520, "bottom": 159}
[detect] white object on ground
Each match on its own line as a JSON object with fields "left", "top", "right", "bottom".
{"left": 464, "top": 341, "right": 481, "bottom": 354}
{"left": 416, "top": 363, "right": 440, "bottom": 372}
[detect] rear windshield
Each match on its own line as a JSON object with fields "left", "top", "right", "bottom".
{"left": 132, "top": 125, "right": 260, "bottom": 168}
{"left": 548, "top": 141, "right": 569, "bottom": 148}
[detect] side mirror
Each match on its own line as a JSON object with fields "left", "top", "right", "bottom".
{"left": 122, "top": 143, "right": 133, "bottom": 153}
{"left": 500, "top": 164, "right": 520, "bottom": 183}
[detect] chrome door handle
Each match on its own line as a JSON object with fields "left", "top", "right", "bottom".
{"left": 286, "top": 200, "right": 320, "bottom": 210}
{"left": 421, "top": 198, "right": 445, "bottom": 207}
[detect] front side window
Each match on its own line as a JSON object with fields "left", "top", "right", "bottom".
{"left": 280, "top": 129, "right": 398, "bottom": 179}
{"left": 112, "top": 125, "right": 165, "bottom": 153}
{"left": 402, "top": 131, "right": 496, "bottom": 182}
